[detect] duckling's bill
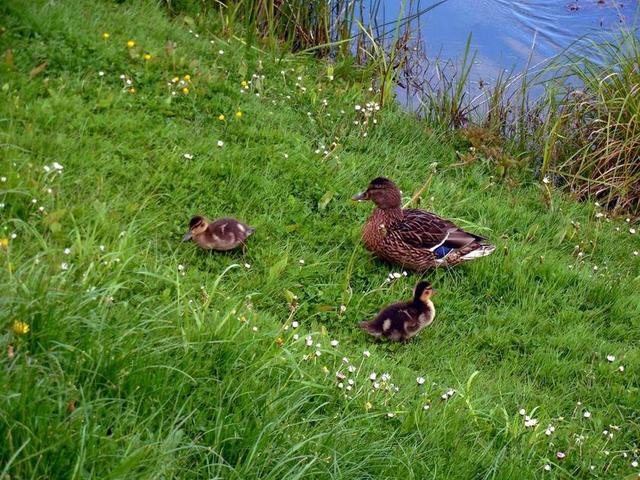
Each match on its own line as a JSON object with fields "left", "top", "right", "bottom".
{"left": 182, "top": 231, "right": 192, "bottom": 241}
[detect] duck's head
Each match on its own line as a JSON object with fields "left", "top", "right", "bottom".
{"left": 182, "top": 215, "right": 208, "bottom": 241}
{"left": 414, "top": 281, "right": 436, "bottom": 304}
{"left": 352, "top": 177, "right": 402, "bottom": 209}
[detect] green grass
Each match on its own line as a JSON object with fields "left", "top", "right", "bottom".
{"left": 1, "top": 1, "right": 639, "bottom": 478}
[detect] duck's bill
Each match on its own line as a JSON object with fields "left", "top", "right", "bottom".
{"left": 182, "top": 231, "right": 192, "bottom": 241}
{"left": 351, "top": 192, "right": 367, "bottom": 201}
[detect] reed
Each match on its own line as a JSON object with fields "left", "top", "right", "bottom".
{"left": 411, "top": 28, "right": 639, "bottom": 214}
{"left": 540, "top": 30, "right": 640, "bottom": 214}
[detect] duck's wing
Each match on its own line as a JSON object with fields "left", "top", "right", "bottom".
{"left": 390, "top": 209, "right": 483, "bottom": 254}
{"left": 208, "top": 218, "right": 254, "bottom": 243}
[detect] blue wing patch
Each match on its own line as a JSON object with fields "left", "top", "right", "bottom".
{"left": 433, "top": 245, "right": 455, "bottom": 258}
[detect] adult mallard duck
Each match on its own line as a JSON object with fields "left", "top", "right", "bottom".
{"left": 352, "top": 177, "right": 495, "bottom": 271}
{"left": 359, "top": 281, "right": 436, "bottom": 342}
{"left": 182, "top": 215, "right": 255, "bottom": 251}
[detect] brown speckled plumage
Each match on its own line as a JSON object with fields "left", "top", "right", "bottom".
{"left": 184, "top": 215, "right": 255, "bottom": 251}
{"left": 353, "top": 177, "right": 495, "bottom": 271}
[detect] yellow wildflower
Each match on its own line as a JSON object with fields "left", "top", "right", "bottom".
{"left": 0, "top": 238, "right": 8, "bottom": 250}
{"left": 143, "top": 53, "right": 152, "bottom": 61}
{"left": 12, "top": 321, "right": 30, "bottom": 335}
{"left": 127, "top": 40, "right": 136, "bottom": 48}
{"left": 365, "top": 401, "right": 373, "bottom": 411}
{"left": 171, "top": 77, "right": 179, "bottom": 83}
{"left": 240, "top": 80, "right": 248, "bottom": 88}
{"left": 235, "top": 111, "right": 243, "bottom": 118}
{"left": 129, "top": 87, "right": 136, "bottom": 93}
{"left": 183, "top": 74, "right": 191, "bottom": 81}
{"left": 218, "top": 114, "right": 225, "bottom": 121}
{"left": 102, "top": 32, "right": 110, "bottom": 40}
{"left": 182, "top": 87, "right": 189, "bottom": 95}
{"left": 275, "top": 337, "right": 284, "bottom": 347}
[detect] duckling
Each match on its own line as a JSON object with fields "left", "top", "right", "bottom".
{"left": 359, "top": 281, "right": 436, "bottom": 342}
{"left": 352, "top": 177, "right": 495, "bottom": 271}
{"left": 182, "top": 215, "right": 255, "bottom": 251}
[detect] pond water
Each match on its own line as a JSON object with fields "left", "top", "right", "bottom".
{"left": 369, "top": 0, "right": 639, "bottom": 98}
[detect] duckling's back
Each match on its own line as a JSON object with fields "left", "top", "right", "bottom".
{"left": 198, "top": 218, "right": 255, "bottom": 251}
{"left": 360, "top": 302, "right": 423, "bottom": 341}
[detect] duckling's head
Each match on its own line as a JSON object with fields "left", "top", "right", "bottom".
{"left": 352, "top": 177, "right": 401, "bottom": 209}
{"left": 414, "top": 281, "right": 436, "bottom": 304}
{"left": 182, "top": 215, "right": 208, "bottom": 241}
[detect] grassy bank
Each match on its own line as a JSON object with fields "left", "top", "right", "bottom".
{"left": 1, "top": 1, "right": 639, "bottom": 478}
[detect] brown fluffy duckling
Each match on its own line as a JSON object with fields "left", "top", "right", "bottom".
{"left": 182, "top": 215, "right": 255, "bottom": 251}
{"left": 352, "top": 177, "right": 495, "bottom": 271}
{"left": 359, "top": 281, "right": 436, "bottom": 342}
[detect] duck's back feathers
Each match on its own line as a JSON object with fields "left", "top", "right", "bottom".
{"left": 359, "top": 300, "right": 434, "bottom": 341}
{"left": 395, "top": 209, "right": 483, "bottom": 249}
{"left": 204, "top": 218, "right": 254, "bottom": 250}
{"left": 365, "top": 208, "right": 494, "bottom": 270}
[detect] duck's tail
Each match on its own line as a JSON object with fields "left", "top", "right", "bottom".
{"left": 460, "top": 243, "right": 496, "bottom": 261}
{"left": 436, "top": 242, "right": 495, "bottom": 266}
{"left": 359, "top": 321, "right": 382, "bottom": 337}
